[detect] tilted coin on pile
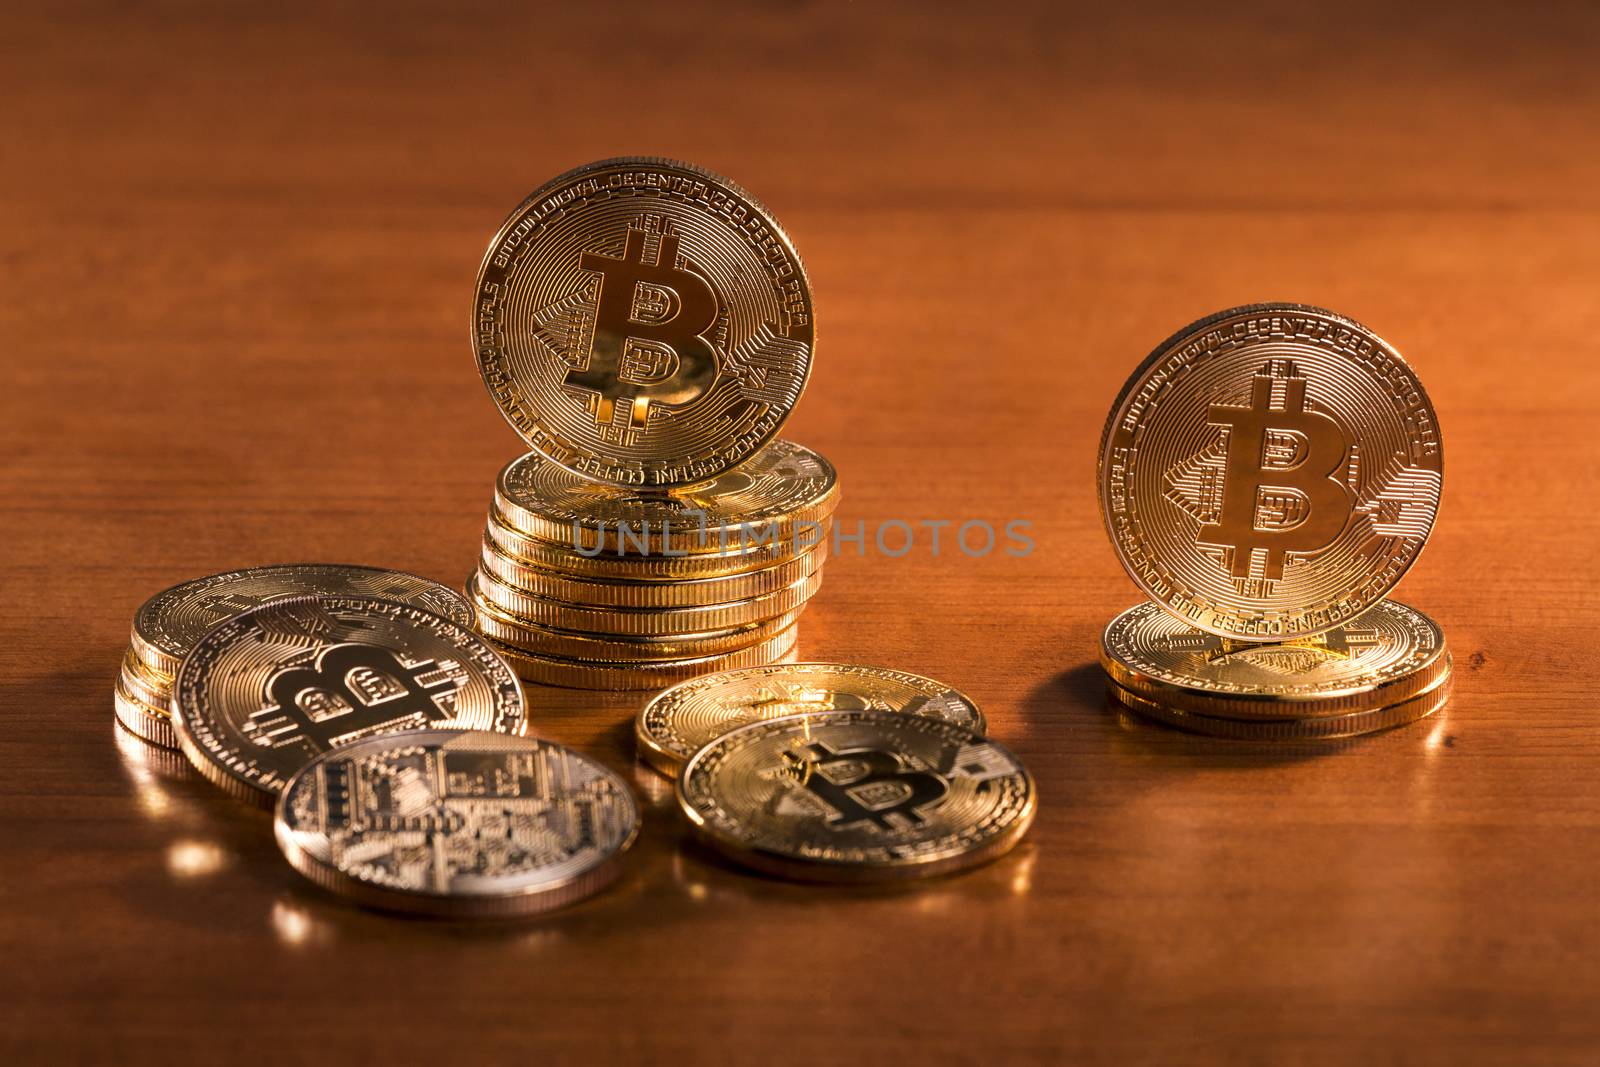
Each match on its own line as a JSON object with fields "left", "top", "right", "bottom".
{"left": 171, "top": 594, "right": 526, "bottom": 807}
{"left": 466, "top": 158, "right": 836, "bottom": 689}
{"left": 1095, "top": 303, "right": 1448, "bottom": 738}
{"left": 113, "top": 564, "right": 474, "bottom": 749}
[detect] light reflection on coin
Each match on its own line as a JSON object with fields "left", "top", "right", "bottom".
{"left": 638, "top": 663, "right": 986, "bottom": 777}
{"left": 276, "top": 728, "right": 638, "bottom": 917}
{"left": 1107, "top": 674, "right": 1449, "bottom": 740}
{"left": 677, "top": 710, "right": 1034, "bottom": 882}
{"left": 172, "top": 595, "right": 525, "bottom": 807}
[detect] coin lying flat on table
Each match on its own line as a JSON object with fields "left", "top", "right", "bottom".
{"left": 1100, "top": 599, "right": 1450, "bottom": 719}
{"left": 1098, "top": 304, "right": 1442, "bottom": 641}
{"left": 677, "top": 709, "right": 1033, "bottom": 882}
{"left": 475, "top": 157, "right": 815, "bottom": 490}
{"left": 638, "top": 662, "right": 987, "bottom": 777}
{"left": 276, "top": 728, "right": 638, "bottom": 918}
{"left": 493, "top": 440, "right": 838, "bottom": 554}
{"left": 172, "top": 595, "right": 526, "bottom": 807}
{"left": 1108, "top": 673, "right": 1450, "bottom": 740}
{"left": 131, "top": 564, "right": 474, "bottom": 677}
{"left": 113, "top": 678, "right": 177, "bottom": 749}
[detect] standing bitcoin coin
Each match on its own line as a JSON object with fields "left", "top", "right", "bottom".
{"left": 131, "top": 564, "right": 474, "bottom": 677}
{"left": 172, "top": 595, "right": 525, "bottom": 807}
{"left": 1098, "top": 304, "right": 1442, "bottom": 640}
{"left": 638, "top": 662, "right": 986, "bottom": 777}
{"left": 677, "top": 710, "right": 1034, "bottom": 882}
{"left": 276, "top": 729, "right": 637, "bottom": 917}
{"left": 474, "top": 158, "right": 814, "bottom": 489}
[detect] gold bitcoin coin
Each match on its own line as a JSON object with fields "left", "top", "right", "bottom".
{"left": 470, "top": 587, "right": 805, "bottom": 660}
{"left": 493, "top": 440, "right": 837, "bottom": 554}
{"left": 1107, "top": 674, "right": 1450, "bottom": 740}
{"left": 276, "top": 728, "right": 638, "bottom": 917}
{"left": 487, "top": 623, "right": 798, "bottom": 691}
{"left": 1098, "top": 304, "right": 1442, "bottom": 640}
{"left": 131, "top": 564, "right": 474, "bottom": 676}
{"left": 481, "top": 536, "right": 823, "bottom": 609}
{"left": 114, "top": 680, "right": 178, "bottom": 749}
{"left": 485, "top": 507, "right": 816, "bottom": 579}
{"left": 472, "top": 566, "right": 821, "bottom": 637}
{"left": 172, "top": 595, "right": 526, "bottom": 807}
{"left": 638, "top": 662, "right": 987, "bottom": 777}
{"left": 1100, "top": 599, "right": 1450, "bottom": 718}
{"left": 474, "top": 157, "right": 814, "bottom": 489}
{"left": 678, "top": 709, "right": 1034, "bottom": 882}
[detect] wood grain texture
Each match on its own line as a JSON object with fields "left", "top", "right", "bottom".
{"left": 3, "top": 2, "right": 1599, "bottom": 1063}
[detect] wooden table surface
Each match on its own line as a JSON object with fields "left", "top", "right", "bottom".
{"left": 4, "top": 3, "right": 1599, "bottom": 1063}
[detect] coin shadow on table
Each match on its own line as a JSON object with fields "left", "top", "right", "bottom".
{"left": 1023, "top": 662, "right": 1396, "bottom": 769}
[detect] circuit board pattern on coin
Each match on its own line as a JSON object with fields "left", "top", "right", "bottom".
{"left": 1098, "top": 304, "right": 1442, "bottom": 640}
{"left": 494, "top": 439, "right": 837, "bottom": 552}
{"left": 475, "top": 157, "right": 814, "bottom": 489}
{"left": 172, "top": 595, "right": 525, "bottom": 806}
{"left": 1100, "top": 599, "right": 1449, "bottom": 717}
{"left": 677, "top": 709, "right": 1033, "bottom": 881}
{"left": 132, "top": 564, "right": 474, "bottom": 675}
{"left": 639, "top": 663, "right": 986, "bottom": 775}
{"left": 276, "top": 729, "right": 638, "bottom": 917}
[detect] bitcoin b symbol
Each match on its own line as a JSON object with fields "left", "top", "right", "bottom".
{"left": 568, "top": 227, "right": 720, "bottom": 431}
{"left": 785, "top": 740, "right": 948, "bottom": 832}
{"left": 247, "top": 644, "right": 458, "bottom": 750}
{"left": 1199, "top": 368, "right": 1354, "bottom": 581}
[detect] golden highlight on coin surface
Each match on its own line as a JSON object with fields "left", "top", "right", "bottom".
{"left": 474, "top": 157, "right": 814, "bottom": 489}
{"left": 638, "top": 663, "right": 987, "bottom": 777}
{"left": 1100, "top": 599, "right": 1450, "bottom": 718}
{"left": 172, "top": 595, "right": 526, "bottom": 807}
{"left": 494, "top": 440, "right": 838, "bottom": 554}
{"left": 131, "top": 564, "right": 474, "bottom": 676}
{"left": 276, "top": 728, "right": 638, "bottom": 918}
{"left": 677, "top": 709, "right": 1034, "bottom": 882}
{"left": 1108, "top": 674, "right": 1449, "bottom": 740}
{"left": 1098, "top": 304, "right": 1442, "bottom": 640}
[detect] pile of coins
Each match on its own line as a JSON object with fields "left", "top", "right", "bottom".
{"left": 637, "top": 663, "right": 1034, "bottom": 882}
{"left": 1095, "top": 303, "right": 1450, "bottom": 739}
{"left": 112, "top": 564, "right": 479, "bottom": 751}
{"left": 466, "top": 158, "right": 833, "bottom": 689}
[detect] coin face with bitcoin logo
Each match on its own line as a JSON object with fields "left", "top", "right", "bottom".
{"left": 677, "top": 710, "right": 1034, "bottom": 882}
{"left": 474, "top": 157, "right": 814, "bottom": 489}
{"left": 639, "top": 663, "right": 986, "bottom": 777}
{"left": 1098, "top": 304, "right": 1443, "bottom": 640}
{"left": 172, "top": 595, "right": 526, "bottom": 807}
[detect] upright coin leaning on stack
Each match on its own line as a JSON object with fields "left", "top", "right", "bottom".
{"left": 1095, "top": 303, "right": 1450, "bottom": 739}
{"left": 468, "top": 157, "right": 833, "bottom": 689}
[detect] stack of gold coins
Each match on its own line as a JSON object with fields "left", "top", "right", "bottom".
{"left": 468, "top": 158, "right": 831, "bottom": 690}
{"left": 469, "top": 440, "right": 836, "bottom": 688}
{"left": 1095, "top": 304, "right": 1449, "bottom": 739}
{"left": 113, "top": 564, "right": 474, "bottom": 749}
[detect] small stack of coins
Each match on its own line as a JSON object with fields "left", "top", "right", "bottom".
{"left": 112, "top": 564, "right": 475, "bottom": 749}
{"left": 467, "top": 158, "right": 831, "bottom": 690}
{"left": 468, "top": 441, "right": 837, "bottom": 689}
{"left": 1095, "top": 303, "right": 1450, "bottom": 739}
